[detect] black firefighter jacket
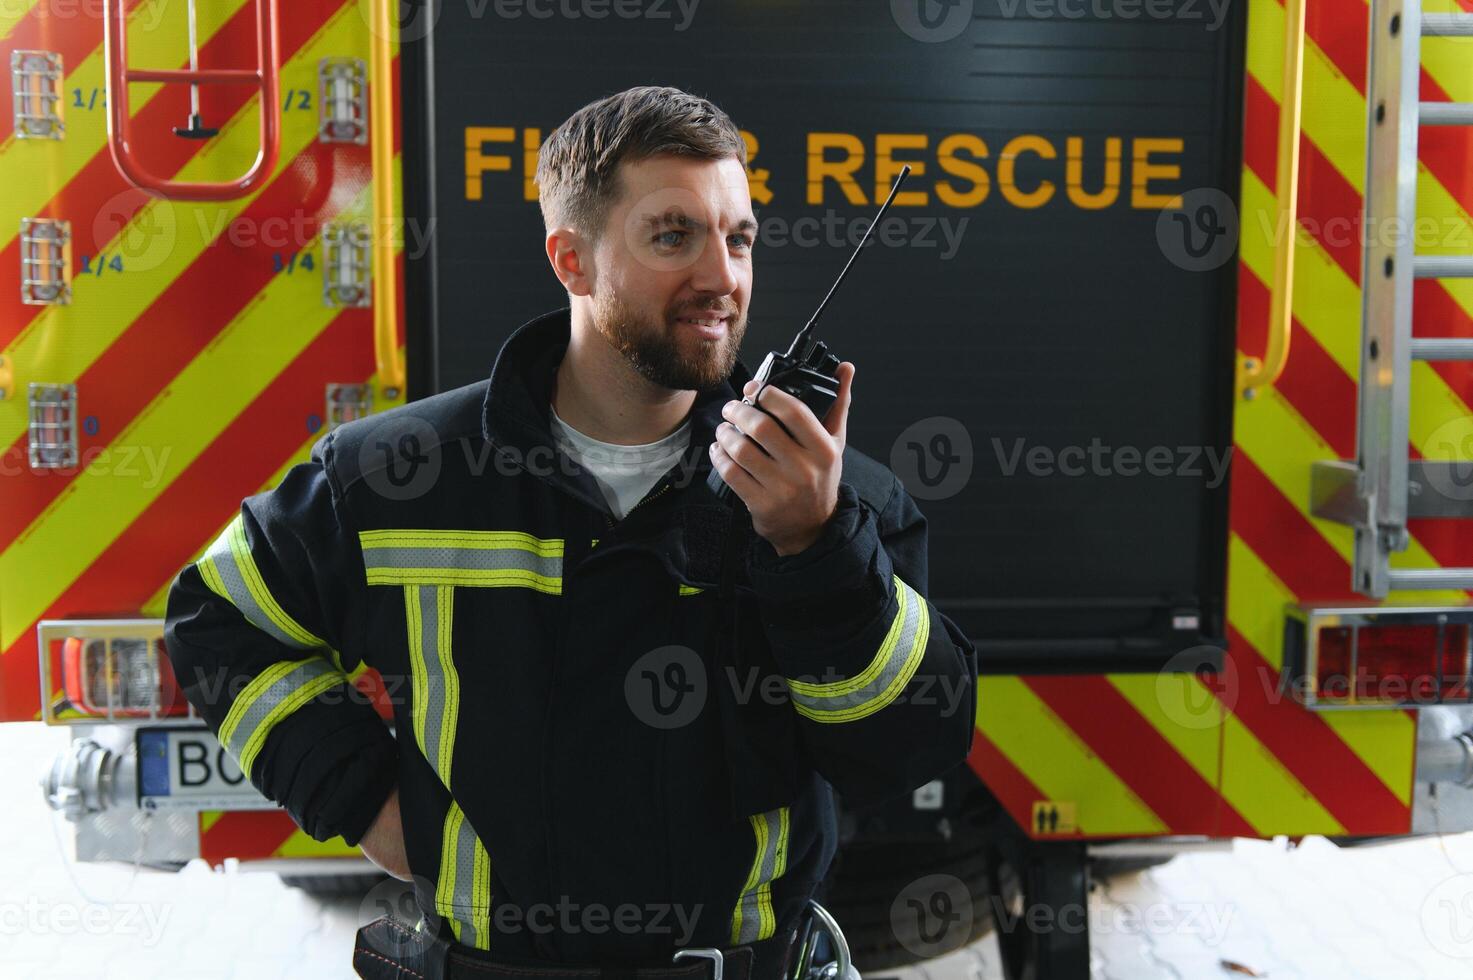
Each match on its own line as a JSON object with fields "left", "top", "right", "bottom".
{"left": 163, "top": 307, "right": 978, "bottom": 966}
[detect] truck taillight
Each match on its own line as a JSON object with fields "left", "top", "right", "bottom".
{"left": 61, "top": 636, "right": 189, "bottom": 717}
{"left": 1317, "top": 623, "right": 1470, "bottom": 702}
{"left": 1287, "top": 606, "right": 1473, "bottom": 709}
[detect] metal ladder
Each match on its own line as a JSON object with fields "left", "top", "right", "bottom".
{"left": 1311, "top": 0, "right": 1473, "bottom": 598}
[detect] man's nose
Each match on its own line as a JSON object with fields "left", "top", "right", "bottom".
{"left": 689, "top": 234, "right": 740, "bottom": 296}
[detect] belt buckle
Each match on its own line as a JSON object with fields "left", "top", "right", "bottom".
{"left": 672, "top": 947, "right": 724, "bottom": 980}
{"left": 791, "top": 901, "right": 857, "bottom": 980}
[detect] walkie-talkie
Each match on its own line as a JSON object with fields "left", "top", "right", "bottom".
{"left": 708, "top": 165, "right": 913, "bottom": 504}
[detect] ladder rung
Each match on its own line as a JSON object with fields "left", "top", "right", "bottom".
{"left": 1388, "top": 568, "right": 1473, "bottom": 591}
{"left": 1419, "top": 102, "right": 1473, "bottom": 125}
{"left": 1422, "top": 13, "right": 1473, "bottom": 36}
{"left": 1411, "top": 338, "right": 1473, "bottom": 360}
{"left": 1414, "top": 255, "right": 1473, "bottom": 278}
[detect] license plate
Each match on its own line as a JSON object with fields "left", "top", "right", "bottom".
{"left": 136, "top": 727, "right": 279, "bottom": 811}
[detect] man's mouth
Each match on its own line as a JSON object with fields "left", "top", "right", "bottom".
{"left": 674, "top": 313, "right": 731, "bottom": 338}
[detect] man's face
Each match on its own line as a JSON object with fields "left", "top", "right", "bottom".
{"left": 588, "top": 154, "right": 755, "bottom": 391}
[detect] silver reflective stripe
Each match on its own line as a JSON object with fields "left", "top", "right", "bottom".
{"left": 438, "top": 800, "right": 492, "bottom": 950}
{"left": 366, "top": 547, "right": 562, "bottom": 579}
{"left": 406, "top": 585, "right": 459, "bottom": 786}
{"left": 218, "top": 657, "right": 343, "bottom": 779}
{"left": 787, "top": 575, "right": 931, "bottom": 724}
{"left": 731, "top": 806, "right": 789, "bottom": 945}
{"left": 201, "top": 515, "right": 326, "bottom": 650}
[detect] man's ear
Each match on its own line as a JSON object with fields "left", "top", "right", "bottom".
{"left": 546, "top": 228, "right": 593, "bottom": 297}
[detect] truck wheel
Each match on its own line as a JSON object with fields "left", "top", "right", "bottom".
{"left": 280, "top": 872, "right": 388, "bottom": 898}
{"left": 822, "top": 835, "right": 994, "bottom": 972}
{"left": 985, "top": 829, "right": 1091, "bottom": 980}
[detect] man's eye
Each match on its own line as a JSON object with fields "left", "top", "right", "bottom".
{"left": 654, "top": 230, "right": 687, "bottom": 249}
{"left": 729, "top": 235, "right": 753, "bottom": 250}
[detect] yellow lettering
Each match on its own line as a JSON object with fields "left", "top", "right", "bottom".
{"left": 807, "top": 133, "right": 867, "bottom": 206}
{"left": 741, "top": 130, "right": 773, "bottom": 206}
{"left": 523, "top": 127, "right": 542, "bottom": 202}
{"left": 465, "top": 126, "right": 516, "bottom": 202}
{"left": 1065, "top": 137, "right": 1122, "bottom": 210}
{"left": 875, "top": 133, "right": 929, "bottom": 206}
{"left": 998, "top": 135, "right": 1056, "bottom": 209}
{"left": 936, "top": 134, "right": 989, "bottom": 208}
{"left": 1131, "top": 137, "right": 1184, "bottom": 209}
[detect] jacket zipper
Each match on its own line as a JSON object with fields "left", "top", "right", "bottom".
{"left": 605, "top": 480, "right": 673, "bottom": 529}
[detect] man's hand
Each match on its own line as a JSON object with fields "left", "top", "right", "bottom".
{"left": 359, "top": 786, "right": 410, "bottom": 880}
{"left": 709, "top": 361, "right": 855, "bottom": 557}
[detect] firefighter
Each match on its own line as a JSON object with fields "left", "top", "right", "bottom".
{"left": 163, "top": 85, "right": 977, "bottom": 980}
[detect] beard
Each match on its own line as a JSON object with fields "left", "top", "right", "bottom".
{"left": 592, "top": 290, "right": 746, "bottom": 392}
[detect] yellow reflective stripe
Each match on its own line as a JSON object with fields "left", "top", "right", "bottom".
{"left": 404, "top": 585, "right": 461, "bottom": 786}
{"left": 218, "top": 657, "right": 346, "bottom": 779}
{"left": 358, "top": 529, "right": 564, "bottom": 556}
{"left": 219, "top": 660, "right": 300, "bottom": 750}
{"left": 678, "top": 584, "right": 704, "bottom": 596}
{"left": 405, "top": 586, "right": 431, "bottom": 765}
{"left": 731, "top": 806, "right": 789, "bottom": 945}
{"left": 196, "top": 555, "right": 229, "bottom": 603}
{"left": 227, "top": 517, "right": 325, "bottom": 648}
{"left": 436, "top": 585, "right": 460, "bottom": 785}
{"left": 437, "top": 800, "right": 492, "bottom": 950}
{"left": 787, "top": 576, "right": 929, "bottom": 724}
{"left": 236, "top": 671, "right": 342, "bottom": 777}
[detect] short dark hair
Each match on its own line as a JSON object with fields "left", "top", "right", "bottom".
{"left": 535, "top": 86, "right": 747, "bottom": 242}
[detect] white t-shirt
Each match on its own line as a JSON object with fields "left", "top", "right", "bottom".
{"left": 548, "top": 404, "right": 692, "bottom": 520}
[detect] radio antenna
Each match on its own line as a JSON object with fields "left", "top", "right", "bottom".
{"left": 786, "top": 165, "right": 912, "bottom": 356}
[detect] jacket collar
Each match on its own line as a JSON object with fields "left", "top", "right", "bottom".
{"left": 480, "top": 307, "right": 754, "bottom": 516}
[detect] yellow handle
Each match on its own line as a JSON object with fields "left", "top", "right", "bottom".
{"left": 369, "top": 0, "right": 405, "bottom": 399}
{"left": 1239, "top": 0, "right": 1306, "bottom": 400}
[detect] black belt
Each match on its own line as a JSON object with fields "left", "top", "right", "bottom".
{"left": 353, "top": 916, "right": 797, "bottom": 980}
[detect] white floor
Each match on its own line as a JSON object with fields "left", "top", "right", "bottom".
{"left": 4, "top": 721, "right": 1472, "bottom": 979}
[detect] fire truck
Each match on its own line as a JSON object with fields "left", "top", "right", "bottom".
{"left": 4, "top": 0, "right": 1472, "bottom": 977}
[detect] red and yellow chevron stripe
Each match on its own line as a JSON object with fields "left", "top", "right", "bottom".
{"left": 0, "top": 0, "right": 405, "bottom": 857}
{"left": 199, "top": 809, "right": 361, "bottom": 862}
{"left": 969, "top": 0, "right": 1473, "bottom": 840}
